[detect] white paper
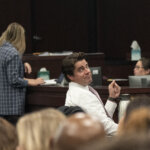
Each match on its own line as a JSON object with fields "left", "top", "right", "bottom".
{"left": 41, "top": 79, "right": 57, "bottom": 85}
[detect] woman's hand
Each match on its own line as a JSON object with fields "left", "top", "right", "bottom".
{"left": 24, "top": 62, "right": 32, "bottom": 74}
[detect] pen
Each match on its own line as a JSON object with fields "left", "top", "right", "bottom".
{"left": 107, "top": 79, "right": 113, "bottom": 82}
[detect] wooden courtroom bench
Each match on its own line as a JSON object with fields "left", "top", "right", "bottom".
{"left": 23, "top": 53, "right": 105, "bottom": 79}
{"left": 25, "top": 85, "right": 150, "bottom": 122}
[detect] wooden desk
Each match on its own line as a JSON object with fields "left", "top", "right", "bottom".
{"left": 23, "top": 53, "right": 136, "bottom": 86}
{"left": 26, "top": 85, "right": 150, "bottom": 123}
{"left": 26, "top": 85, "right": 150, "bottom": 112}
{"left": 23, "top": 53, "right": 105, "bottom": 79}
{"left": 26, "top": 85, "right": 67, "bottom": 112}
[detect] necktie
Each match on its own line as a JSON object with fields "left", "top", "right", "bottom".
{"left": 88, "top": 86, "right": 111, "bottom": 118}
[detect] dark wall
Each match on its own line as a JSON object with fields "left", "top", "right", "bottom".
{"left": 0, "top": 0, "right": 32, "bottom": 52}
{"left": 97, "top": 0, "right": 150, "bottom": 60}
{"left": 31, "top": 0, "right": 97, "bottom": 53}
{"left": 0, "top": 0, "right": 150, "bottom": 60}
{"left": 0, "top": 0, "right": 97, "bottom": 53}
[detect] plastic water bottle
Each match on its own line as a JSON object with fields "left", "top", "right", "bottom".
{"left": 131, "top": 48, "right": 141, "bottom": 61}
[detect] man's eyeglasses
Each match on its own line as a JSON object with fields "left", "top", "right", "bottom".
{"left": 134, "top": 66, "right": 144, "bottom": 69}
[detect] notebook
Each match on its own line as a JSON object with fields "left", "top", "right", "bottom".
{"left": 41, "top": 79, "right": 57, "bottom": 85}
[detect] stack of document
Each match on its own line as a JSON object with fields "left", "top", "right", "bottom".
{"left": 41, "top": 79, "right": 57, "bottom": 85}
{"left": 49, "top": 52, "right": 72, "bottom": 56}
{"left": 38, "top": 52, "right": 49, "bottom": 56}
{"left": 38, "top": 51, "right": 73, "bottom": 56}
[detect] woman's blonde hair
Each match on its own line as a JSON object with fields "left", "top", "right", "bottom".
{"left": 16, "top": 108, "right": 66, "bottom": 150}
{"left": 0, "top": 22, "right": 26, "bottom": 54}
{"left": 0, "top": 117, "right": 17, "bottom": 150}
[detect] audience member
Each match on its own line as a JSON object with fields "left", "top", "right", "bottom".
{"left": 134, "top": 57, "right": 150, "bottom": 75}
{"left": 120, "top": 107, "right": 150, "bottom": 134}
{"left": 0, "top": 117, "right": 17, "bottom": 150}
{"left": 0, "top": 22, "right": 44, "bottom": 124}
{"left": 62, "top": 52, "right": 121, "bottom": 135}
{"left": 98, "top": 133, "right": 150, "bottom": 150}
{"left": 117, "top": 95, "right": 150, "bottom": 134}
{"left": 125, "top": 95, "right": 150, "bottom": 121}
{"left": 57, "top": 106, "right": 85, "bottom": 116}
{"left": 16, "top": 108, "right": 66, "bottom": 150}
{"left": 51, "top": 113, "right": 106, "bottom": 150}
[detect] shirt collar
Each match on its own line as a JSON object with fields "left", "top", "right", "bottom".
{"left": 69, "top": 82, "right": 89, "bottom": 90}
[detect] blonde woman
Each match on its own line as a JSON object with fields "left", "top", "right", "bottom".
{"left": 118, "top": 107, "right": 150, "bottom": 135}
{"left": 0, "top": 117, "right": 17, "bottom": 150}
{"left": 0, "top": 22, "right": 44, "bottom": 124}
{"left": 16, "top": 108, "right": 66, "bottom": 150}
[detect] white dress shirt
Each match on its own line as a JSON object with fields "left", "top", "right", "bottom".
{"left": 65, "top": 82, "right": 118, "bottom": 135}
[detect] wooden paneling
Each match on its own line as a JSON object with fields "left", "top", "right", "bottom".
{"left": 0, "top": 1, "right": 150, "bottom": 59}
{"left": 0, "top": 0, "right": 32, "bottom": 52}
{"left": 97, "top": 0, "right": 150, "bottom": 60}
{"left": 23, "top": 53, "right": 105, "bottom": 79}
{"left": 31, "top": 0, "right": 92, "bottom": 52}
{"left": 26, "top": 85, "right": 150, "bottom": 122}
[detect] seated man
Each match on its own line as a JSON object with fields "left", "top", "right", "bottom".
{"left": 62, "top": 52, "right": 121, "bottom": 135}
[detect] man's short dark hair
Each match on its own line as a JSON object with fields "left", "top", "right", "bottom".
{"left": 140, "top": 57, "right": 150, "bottom": 70}
{"left": 62, "top": 52, "right": 87, "bottom": 82}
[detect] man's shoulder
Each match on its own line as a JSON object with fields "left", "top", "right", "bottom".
{"left": 67, "top": 84, "right": 90, "bottom": 100}
{"left": 69, "top": 82, "right": 89, "bottom": 90}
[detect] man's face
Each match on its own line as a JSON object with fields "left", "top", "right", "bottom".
{"left": 68, "top": 59, "right": 92, "bottom": 86}
{"left": 134, "top": 60, "right": 149, "bottom": 76}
